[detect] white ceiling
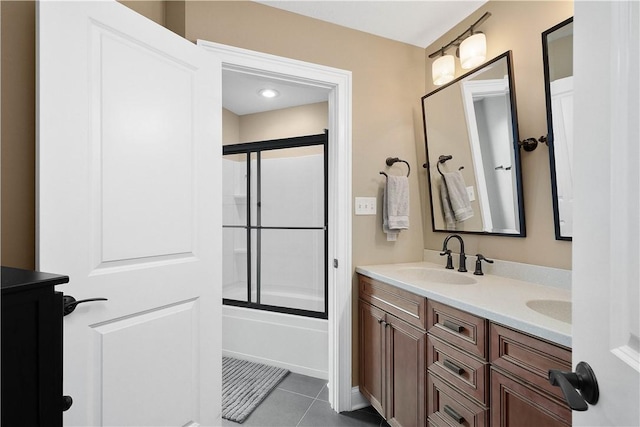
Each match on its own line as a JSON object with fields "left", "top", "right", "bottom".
{"left": 222, "top": 70, "right": 330, "bottom": 116}
{"left": 224, "top": 1, "right": 487, "bottom": 116}
{"left": 255, "top": 1, "right": 487, "bottom": 48}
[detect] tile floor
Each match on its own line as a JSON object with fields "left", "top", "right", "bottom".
{"left": 222, "top": 372, "right": 390, "bottom": 427}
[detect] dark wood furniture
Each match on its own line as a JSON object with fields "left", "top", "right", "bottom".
{"left": 357, "top": 272, "right": 573, "bottom": 427}
{"left": 1, "top": 266, "right": 69, "bottom": 427}
{"left": 359, "top": 275, "right": 426, "bottom": 427}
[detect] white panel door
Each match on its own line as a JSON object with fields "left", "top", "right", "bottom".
{"left": 573, "top": 1, "right": 639, "bottom": 425}
{"left": 37, "top": 1, "right": 222, "bottom": 425}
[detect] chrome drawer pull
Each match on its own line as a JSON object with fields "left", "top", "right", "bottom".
{"left": 443, "top": 359, "right": 465, "bottom": 375}
{"left": 444, "top": 404, "right": 465, "bottom": 424}
{"left": 443, "top": 320, "right": 463, "bottom": 333}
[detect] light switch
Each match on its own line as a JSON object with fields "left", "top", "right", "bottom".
{"left": 355, "top": 197, "right": 377, "bottom": 215}
{"left": 466, "top": 186, "right": 476, "bottom": 202}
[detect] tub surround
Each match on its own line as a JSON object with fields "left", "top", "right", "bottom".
{"left": 356, "top": 258, "right": 571, "bottom": 347}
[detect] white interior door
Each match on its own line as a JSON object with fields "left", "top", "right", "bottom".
{"left": 573, "top": 1, "right": 640, "bottom": 425}
{"left": 37, "top": 1, "right": 222, "bottom": 425}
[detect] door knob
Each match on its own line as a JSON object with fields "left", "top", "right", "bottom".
{"left": 62, "top": 395, "right": 73, "bottom": 411}
{"left": 63, "top": 295, "right": 108, "bottom": 316}
{"left": 549, "top": 361, "right": 599, "bottom": 411}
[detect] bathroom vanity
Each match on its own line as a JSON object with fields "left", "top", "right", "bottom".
{"left": 356, "top": 261, "right": 572, "bottom": 427}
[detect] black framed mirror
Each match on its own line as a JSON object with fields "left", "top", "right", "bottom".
{"left": 543, "top": 17, "right": 573, "bottom": 241}
{"left": 421, "top": 51, "right": 525, "bottom": 236}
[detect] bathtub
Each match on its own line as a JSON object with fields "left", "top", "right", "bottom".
{"left": 222, "top": 298, "right": 328, "bottom": 380}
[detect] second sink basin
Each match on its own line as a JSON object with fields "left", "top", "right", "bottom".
{"left": 526, "top": 299, "right": 571, "bottom": 324}
{"left": 396, "top": 267, "right": 477, "bottom": 285}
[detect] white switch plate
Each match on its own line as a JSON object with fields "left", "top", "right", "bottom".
{"left": 466, "top": 186, "right": 476, "bottom": 202}
{"left": 355, "top": 197, "right": 377, "bottom": 215}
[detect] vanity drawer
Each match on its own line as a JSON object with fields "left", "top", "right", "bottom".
{"left": 490, "top": 322, "right": 571, "bottom": 400}
{"left": 358, "top": 274, "right": 427, "bottom": 330}
{"left": 427, "top": 373, "right": 488, "bottom": 427}
{"left": 427, "top": 335, "right": 489, "bottom": 405}
{"left": 428, "top": 300, "right": 487, "bottom": 360}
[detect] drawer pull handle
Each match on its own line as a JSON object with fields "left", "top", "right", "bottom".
{"left": 444, "top": 404, "right": 465, "bottom": 424}
{"left": 443, "top": 359, "right": 465, "bottom": 375}
{"left": 443, "top": 320, "right": 463, "bottom": 333}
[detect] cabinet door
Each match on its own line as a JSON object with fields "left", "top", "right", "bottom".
{"left": 387, "top": 316, "right": 426, "bottom": 427}
{"left": 359, "top": 301, "right": 386, "bottom": 416}
{"left": 491, "top": 368, "right": 571, "bottom": 427}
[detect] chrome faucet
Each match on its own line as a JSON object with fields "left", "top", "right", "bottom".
{"left": 441, "top": 234, "right": 467, "bottom": 272}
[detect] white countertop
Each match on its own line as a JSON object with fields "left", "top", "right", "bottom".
{"left": 355, "top": 261, "right": 572, "bottom": 348}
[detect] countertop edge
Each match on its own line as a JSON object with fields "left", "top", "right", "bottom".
{"left": 355, "top": 264, "right": 572, "bottom": 348}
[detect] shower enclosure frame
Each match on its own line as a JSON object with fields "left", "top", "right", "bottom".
{"left": 222, "top": 132, "right": 329, "bottom": 319}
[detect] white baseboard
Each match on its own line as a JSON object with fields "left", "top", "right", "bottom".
{"left": 350, "top": 386, "right": 370, "bottom": 411}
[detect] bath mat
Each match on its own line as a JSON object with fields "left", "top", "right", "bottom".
{"left": 222, "top": 356, "right": 289, "bottom": 423}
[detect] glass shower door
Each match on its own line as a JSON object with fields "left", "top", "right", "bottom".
{"left": 222, "top": 134, "right": 327, "bottom": 318}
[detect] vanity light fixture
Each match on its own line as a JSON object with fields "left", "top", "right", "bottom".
{"left": 432, "top": 51, "right": 455, "bottom": 86}
{"left": 259, "top": 88, "right": 279, "bottom": 98}
{"left": 428, "top": 11, "right": 491, "bottom": 85}
{"left": 459, "top": 32, "right": 487, "bottom": 69}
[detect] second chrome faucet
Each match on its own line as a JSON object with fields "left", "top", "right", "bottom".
{"left": 441, "top": 234, "right": 467, "bottom": 272}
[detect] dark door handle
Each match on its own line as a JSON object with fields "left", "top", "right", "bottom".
{"left": 549, "top": 361, "right": 599, "bottom": 411}
{"left": 62, "top": 395, "right": 73, "bottom": 411}
{"left": 63, "top": 295, "right": 108, "bottom": 316}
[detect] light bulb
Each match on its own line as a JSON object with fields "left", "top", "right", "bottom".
{"left": 259, "top": 89, "right": 279, "bottom": 98}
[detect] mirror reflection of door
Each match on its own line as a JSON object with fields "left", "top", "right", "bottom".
{"left": 461, "top": 77, "right": 518, "bottom": 233}
{"left": 543, "top": 18, "right": 574, "bottom": 240}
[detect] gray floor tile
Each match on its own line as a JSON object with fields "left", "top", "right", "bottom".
{"left": 316, "top": 384, "right": 329, "bottom": 402}
{"left": 298, "top": 400, "right": 383, "bottom": 427}
{"left": 277, "top": 372, "right": 327, "bottom": 398}
{"left": 238, "top": 388, "right": 314, "bottom": 427}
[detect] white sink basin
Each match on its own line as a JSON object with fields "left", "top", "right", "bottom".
{"left": 396, "top": 267, "right": 477, "bottom": 285}
{"left": 526, "top": 299, "right": 571, "bottom": 324}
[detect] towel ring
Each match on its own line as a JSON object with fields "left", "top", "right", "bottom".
{"left": 383, "top": 157, "right": 410, "bottom": 177}
{"left": 436, "top": 155, "right": 452, "bottom": 177}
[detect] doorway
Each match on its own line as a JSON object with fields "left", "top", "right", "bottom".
{"left": 198, "top": 40, "right": 353, "bottom": 411}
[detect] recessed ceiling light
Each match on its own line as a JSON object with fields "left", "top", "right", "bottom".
{"left": 259, "top": 88, "right": 279, "bottom": 98}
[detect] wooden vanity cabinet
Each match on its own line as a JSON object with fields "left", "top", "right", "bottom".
{"left": 358, "top": 273, "right": 573, "bottom": 427}
{"left": 426, "top": 300, "right": 490, "bottom": 426}
{"left": 358, "top": 275, "right": 426, "bottom": 427}
{"left": 489, "top": 323, "right": 572, "bottom": 427}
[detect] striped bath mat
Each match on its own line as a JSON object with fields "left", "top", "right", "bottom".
{"left": 222, "top": 357, "right": 289, "bottom": 423}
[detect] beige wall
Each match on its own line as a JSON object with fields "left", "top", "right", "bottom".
{"left": 1, "top": 1, "right": 36, "bottom": 269}
{"left": 222, "top": 108, "right": 241, "bottom": 145}
{"left": 238, "top": 102, "right": 328, "bottom": 143}
{"left": 420, "top": 1, "right": 573, "bottom": 270}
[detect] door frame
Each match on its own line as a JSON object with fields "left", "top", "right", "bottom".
{"left": 197, "top": 40, "right": 353, "bottom": 412}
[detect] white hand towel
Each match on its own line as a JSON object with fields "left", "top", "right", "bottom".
{"left": 442, "top": 171, "right": 473, "bottom": 222}
{"left": 439, "top": 178, "right": 456, "bottom": 230}
{"left": 383, "top": 175, "right": 409, "bottom": 241}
